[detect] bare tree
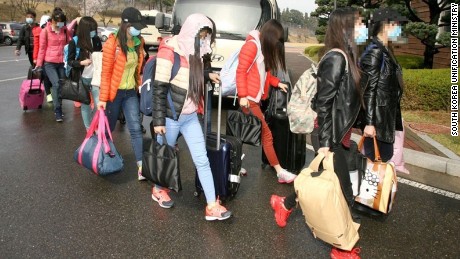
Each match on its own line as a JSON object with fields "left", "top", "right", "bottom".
{"left": 16, "top": 0, "right": 41, "bottom": 14}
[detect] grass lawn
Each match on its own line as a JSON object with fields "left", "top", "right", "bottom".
{"left": 402, "top": 110, "right": 460, "bottom": 156}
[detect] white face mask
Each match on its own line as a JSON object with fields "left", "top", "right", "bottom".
{"left": 26, "top": 18, "right": 34, "bottom": 24}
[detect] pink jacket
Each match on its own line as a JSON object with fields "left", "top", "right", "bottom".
{"left": 36, "top": 20, "right": 76, "bottom": 67}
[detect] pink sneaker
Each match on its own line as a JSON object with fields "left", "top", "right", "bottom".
{"left": 151, "top": 187, "right": 174, "bottom": 209}
{"left": 205, "top": 198, "right": 232, "bottom": 221}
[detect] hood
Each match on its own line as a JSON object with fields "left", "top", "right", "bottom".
{"left": 246, "top": 30, "right": 260, "bottom": 41}
{"left": 39, "top": 15, "right": 50, "bottom": 28}
{"left": 176, "top": 13, "right": 213, "bottom": 59}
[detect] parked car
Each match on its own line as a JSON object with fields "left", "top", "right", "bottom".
{"left": 97, "top": 27, "right": 116, "bottom": 42}
{"left": 0, "top": 26, "right": 4, "bottom": 44}
{"left": 0, "top": 22, "right": 22, "bottom": 45}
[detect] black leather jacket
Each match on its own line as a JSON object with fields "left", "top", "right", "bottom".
{"left": 360, "top": 38, "right": 403, "bottom": 143}
{"left": 314, "top": 51, "right": 361, "bottom": 148}
{"left": 67, "top": 36, "right": 103, "bottom": 81}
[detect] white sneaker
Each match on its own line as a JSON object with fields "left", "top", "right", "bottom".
{"left": 277, "top": 169, "right": 297, "bottom": 184}
{"left": 46, "top": 94, "right": 53, "bottom": 103}
{"left": 138, "top": 167, "right": 146, "bottom": 181}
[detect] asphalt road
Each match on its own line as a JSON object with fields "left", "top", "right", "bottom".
{"left": 0, "top": 44, "right": 459, "bottom": 258}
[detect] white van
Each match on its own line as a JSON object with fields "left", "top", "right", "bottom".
{"left": 155, "top": 0, "right": 289, "bottom": 83}
{"left": 139, "top": 10, "right": 172, "bottom": 49}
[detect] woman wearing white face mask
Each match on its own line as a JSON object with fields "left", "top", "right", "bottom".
{"left": 67, "top": 16, "right": 103, "bottom": 131}
{"left": 36, "top": 7, "right": 78, "bottom": 122}
{"left": 360, "top": 8, "right": 407, "bottom": 162}
{"left": 98, "top": 7, "right": 147, "bottom": 181}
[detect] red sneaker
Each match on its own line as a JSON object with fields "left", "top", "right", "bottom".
{"left": 330, "top": 247, "right": 361, "bottom": 259}
{"left": 270, "top": 195, "right": 292, "bottom": 228}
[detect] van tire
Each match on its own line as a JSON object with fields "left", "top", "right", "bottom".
{"left": 101, "top": 35, "right": 108, "bottom": 42}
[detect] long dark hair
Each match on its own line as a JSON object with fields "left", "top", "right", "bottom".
{"left": 188, "top": 26, "right": 213, "bottom": 106}
{"left": 323, "top": 7, "right": 361, "bottom": 90}
{"left": 117, "top": 22, "right": 131, "bottom": 56}
{"left": 259, "top": 19, "right": 286, "bottom": 73}
{"left": 76, "top": 16, "right": 97, "bottom": 58}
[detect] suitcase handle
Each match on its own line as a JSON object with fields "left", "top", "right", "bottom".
{"left": 203, "top": 81, "right": 222, "bottom": 150}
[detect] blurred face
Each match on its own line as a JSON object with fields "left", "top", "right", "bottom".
{"left": 386, "top": 21, "right": 402, "bottom": 41}
{"left": 26, "top": 14, "right": 34, "bottom": 24}
{"left": 199, "top": 28, "right": 212, "bottom": 57}
{"left": 354, "top": 15, "right": 368, "bottom": 44}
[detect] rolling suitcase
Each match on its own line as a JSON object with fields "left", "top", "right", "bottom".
{"left": 19, "top": 78, "right": 44, "bottom": 111}
{"left": 194, "top": 82, "right": 243, "bottom": 201}
{"left": 262, "top": 84, "right": 306, "bottom": 173}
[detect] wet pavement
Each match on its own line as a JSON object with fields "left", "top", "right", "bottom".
{"left": 1, "top": 45, "right": 460, "bottom": 258}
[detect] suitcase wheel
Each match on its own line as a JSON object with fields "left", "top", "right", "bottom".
{"left": 38, "top": 105, "right": 42, "bottom": 109}
{"left": 23, "top": 106, "right": 28, "bottom": 111}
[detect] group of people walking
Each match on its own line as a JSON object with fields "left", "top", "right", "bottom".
{"left": 15, "top": 5, "right": 406, "bottom": 259}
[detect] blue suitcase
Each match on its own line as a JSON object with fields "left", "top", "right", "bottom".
{"left": 194, "top": 82, "right": 243, "bottom": 201}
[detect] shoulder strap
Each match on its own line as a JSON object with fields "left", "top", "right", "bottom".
{"left": 167, "top": 52, "right": 181, "bottom": 120}
{"left": 170, "top": 52, "right": 180, "bottom": 80}
{"left": 326, "top": 48, "right": 349, "bottom": 73}
{"left": 247, "top": 39, "right": 261, "bottom": 73}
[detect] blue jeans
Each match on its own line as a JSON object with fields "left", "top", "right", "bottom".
{"left": 106, "top": 89, "right": 143, "bottom": 162}
{"left": 156, "top": 113, "right": 216, "bottom": 204}
{"left": 44, "top": 62, "right": 64, "bottom": 112}
{"left": 80, "top": 77, "right": 99, "bottom": 130}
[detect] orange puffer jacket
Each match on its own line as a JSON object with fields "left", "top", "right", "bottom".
{"left": 100, "top": 34, "right": 145, "bottom": 102}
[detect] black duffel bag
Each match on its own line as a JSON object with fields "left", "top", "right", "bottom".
{"left": 59, "top": 78, "right": 91, "bottom": 105}
{"left": 226, "top": 108, "right": 262, "bottom": 146}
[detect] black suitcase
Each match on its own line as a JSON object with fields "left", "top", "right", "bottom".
{"left": 195, "top": 82, "right": 243, "bottom": 201}
{"left": 262, "top": 84, "right": 306, "bottom": 174}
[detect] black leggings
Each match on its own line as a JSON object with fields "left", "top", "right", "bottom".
{"left": 284, "top": 144, "right": 354, "bottom": 210}
{"left": 363, "top": 137, "right": 394, "bottom": 162}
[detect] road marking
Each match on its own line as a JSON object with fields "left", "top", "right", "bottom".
{"left": 0, "top": 76, "right": 25, "bottom": 83}
{"left": 398, "top": 177, "right": 460, "bottom": 200}
{"left": 0, "top": 59, "right": 27, "bottom": 63}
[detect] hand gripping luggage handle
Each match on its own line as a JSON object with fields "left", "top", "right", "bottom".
{"left": 358, "top": 136, "right": 381, "bottom": 162}
{"left": 203, "top": 81, "right": 222, "bottom": 150}
{"left": 309, "top": 152, "right": 335, "bottom": 176}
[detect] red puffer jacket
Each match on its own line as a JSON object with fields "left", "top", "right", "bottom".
{"left": 236, "top": 32, "right": 280, "bottom": 102}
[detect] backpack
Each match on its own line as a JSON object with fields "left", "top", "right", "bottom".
{"left": 294, "top": 153, "right": 360, "bottom": 251}
{"left": 287, "top": 48, "right": 348, "bottom": 134}
{"left": 63, "top": 36, "right": 80, "bottom": 78}
{"left": 220, "top": 39, "right": 260, "bottom": 97}
{"left": 139, "top": 52, "right": 180, "bottom": 116}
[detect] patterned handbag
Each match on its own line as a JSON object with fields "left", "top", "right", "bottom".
{"left": 355, "top": 137, "right": 397, "bottom": 214}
